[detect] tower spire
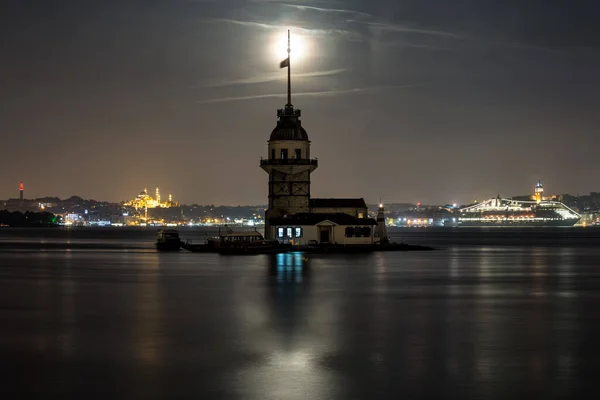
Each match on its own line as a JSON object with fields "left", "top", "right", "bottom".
{"left": 287, "top": 29, "right": 291, "bottom": 107}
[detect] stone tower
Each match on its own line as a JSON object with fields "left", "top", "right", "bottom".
{"left": 534, "top": 179, "right": 544, "bottom": 203}
{"left": 260, "top": 30, "right": 318, "bottom": 239}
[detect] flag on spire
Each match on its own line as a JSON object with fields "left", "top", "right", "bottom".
{"left": 280, "top": 57, "right": 289, "bottom": 68}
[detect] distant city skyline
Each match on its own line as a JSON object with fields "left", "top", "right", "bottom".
{"left": 2, "top": 0, "right": 598, "bottom": 205}
{"left": 3, "top": 179, "right": 598, "bottom": 207}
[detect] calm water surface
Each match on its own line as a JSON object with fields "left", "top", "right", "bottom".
{"left": 1, "top": 227, "right": 600, "bottom": 398}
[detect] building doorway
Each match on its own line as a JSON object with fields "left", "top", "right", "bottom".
{"left": 319, "top": 229, "right": 330, "bottom": 243}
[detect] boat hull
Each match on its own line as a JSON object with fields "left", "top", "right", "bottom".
{"left": 218, "top": 244, "right": 292, "bottom": 255}
{"left": 181, "top": 242, "right": 292, "bottom": 254}
{"left": 181, "top": 242, "right": 217, "bottom": 253}
{"left": 156, "top": 241, "right": 182, "bottom": 251}
{"left": 180, "top": 242, "right": 434, "bottom": 254}
{"left": 458, "top": 219, "right": 579, "bottom": 227}
{"left": 298, "top": 243, "right": 434, "bottom": 253}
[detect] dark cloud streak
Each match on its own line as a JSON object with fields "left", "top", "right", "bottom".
{"left": 204, "top": 68, "right": 347, "bottom": 87}
{"left": 197, "top": 82, "right": 425, "bottom": 104}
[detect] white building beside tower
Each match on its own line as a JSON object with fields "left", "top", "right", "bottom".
{"left": 260, "top": 31, "right": 378, "bottom": 244}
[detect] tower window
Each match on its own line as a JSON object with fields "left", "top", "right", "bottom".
{"left": 295, "top": 149, "right": 302, "bottom": 159}
{"left": 281, "top": 149, "right": 288, "bottom": 159}
{"left": 271, "top": 149, "right": 275, "bottom": 160}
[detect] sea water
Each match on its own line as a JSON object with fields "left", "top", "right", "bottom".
{"left": 1, "top": 227, "right": 599, "bottom": 398}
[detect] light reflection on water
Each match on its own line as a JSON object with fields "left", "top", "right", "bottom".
{"left": 0, "top": 232, "right": 598, "bottom": 398}
{"left": 230, "top": 253, "right": 343, "bottom": 400}
{"left": 134, "top": 253, "right": 162, "bottom": 365}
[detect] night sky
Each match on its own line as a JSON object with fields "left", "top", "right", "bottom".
{"left": 2, "top": 0, "right": 598, "bottom": 205}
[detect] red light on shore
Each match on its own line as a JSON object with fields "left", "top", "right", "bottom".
{"left": 19, "top": 182, "right": 24, "bottom": 191}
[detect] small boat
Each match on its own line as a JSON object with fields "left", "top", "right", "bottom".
{"left": 155, "top": 229, "right": 182, "bottom": 251}
{"left": 181, "top": 229, "right": 291, "bottom": 255}
{"left": 216, "top": 230, "right": 291, "bottom": 255}
{"left": 181, "top": 237, "right": 218, "bottom": 253}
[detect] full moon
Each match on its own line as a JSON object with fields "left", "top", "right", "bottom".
{"left": 273, "top": 31, "right": 308, "bottom": 63}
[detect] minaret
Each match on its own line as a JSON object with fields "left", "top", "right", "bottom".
{"left": 19, "top": 182, "right": 24, "bottom": 203}
{"left": 156, "top": 187, "right": 161, "bottom": 206}
{"left": 260, "top": 30, "right": 318, "bottom": 239}
{"left": 534, "top": 179, "right": 543, "bottom": 203}
{"left": 374, "top": 201, "right": 389, "bottom": 244}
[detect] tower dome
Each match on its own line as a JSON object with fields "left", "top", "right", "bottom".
{"left": 270, "top": 107, "right": 308, "bottom": 141}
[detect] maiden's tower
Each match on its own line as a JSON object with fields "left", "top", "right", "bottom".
{"left": 260, "top": 31, "right": 378, "bottom": 244}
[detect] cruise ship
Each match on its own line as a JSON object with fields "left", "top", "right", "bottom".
{"left": 458, "top": 181, "right": 581, "bottom": 227}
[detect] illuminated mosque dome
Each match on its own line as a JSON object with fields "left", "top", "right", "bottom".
{"left": 124, "top": 187, "right": 177, "bottom": 209}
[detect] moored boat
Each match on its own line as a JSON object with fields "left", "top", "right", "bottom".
{"left": 213, "top": 230, "right": 292, "bottom": 255}
{"left": 155, "top": 229, "right": 182, "bottom": 251}
{"left": 181, "top": 237, "right": 219, "bottom": 253}
{"left": 181, "top": 229, "right": 291, "bottom": 254}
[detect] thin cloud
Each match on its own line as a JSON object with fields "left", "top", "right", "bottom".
{"left": 365, "top": 21, "right": 466, "bottom": 39}
{"left": 365, "top": 21, "right": 552, "bottom": 52}
{"left": 211, "top": 19, "right": 273, "bottom": 30}
{"left": 206, "top": 69, "right": 347, "bottom": 87}
{"left": 206, "top": 18, "right": 359, "bottom": 39}
{"left": 281, "top": 4, "right": 372, "bottom": 18}
{"left": 197, "top": 83, "right": 425, "bottom": 104}
{"left": 385, "top": 41, "right": 453, "bottom": 52}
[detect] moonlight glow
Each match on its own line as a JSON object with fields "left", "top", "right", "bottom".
{"left": 273, "top": 31, "right": 308, "bottom": 63}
